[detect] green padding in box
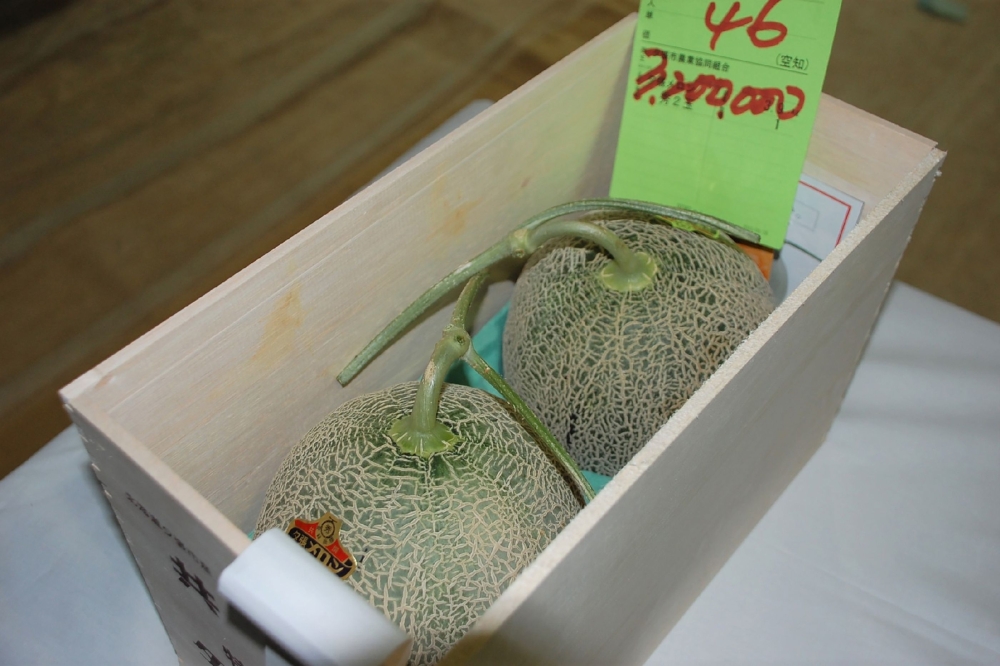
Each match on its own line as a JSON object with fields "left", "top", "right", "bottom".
{"left": 582, "top": 469, "right": 612, "bottom": 494}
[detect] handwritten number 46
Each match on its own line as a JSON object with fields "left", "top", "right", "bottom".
{"left": 705, "top": 0, "right": 788, "bottom": 50}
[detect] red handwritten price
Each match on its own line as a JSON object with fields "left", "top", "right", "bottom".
{"left": 705, "top": 0, "right": 788, "bottom": 50}
{"left": 632, "top": 48, "right": 804, "bottom": 120}
{"left": 614, "top": 0, "right": 839, "bottom": 247}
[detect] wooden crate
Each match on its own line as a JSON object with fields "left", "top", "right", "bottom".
{"left": 61, "top": 15, "right": 943, "bottom": 666}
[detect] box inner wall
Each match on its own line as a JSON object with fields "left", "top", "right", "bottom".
{"left": 80, "top": 23, "right": 935, "bottom": 534}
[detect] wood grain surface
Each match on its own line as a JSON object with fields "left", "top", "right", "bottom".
{"left": 2, "top": 0, "right": 997, "bottom": 477}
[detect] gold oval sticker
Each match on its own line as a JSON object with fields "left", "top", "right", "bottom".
{"left": 286, "top": 512, "right": 357, "bottom": 580}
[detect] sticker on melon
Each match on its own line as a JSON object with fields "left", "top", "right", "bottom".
{"left": 257, "top": 273, "right": 591, "bottom": 666}
{"left": 286, "top": 512, "right": 357, "bottom": 579}
{"left": 338, "top": 199, "right": 775, "bottom": 480}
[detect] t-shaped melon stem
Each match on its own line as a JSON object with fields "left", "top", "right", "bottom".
{"left": 389, "top": 272, "right": 596, "bottom": 503}
{"left": 339, "top": 198, "right": 756, "bottom": 386}
{"left": 387, "top": 324, "right": 469, "bottom": 459}
{"left": 388, "top": 267, "right": 484, "bottom": 458}
{"left": 513, "top": 219, "right": 657, "bottom": 292}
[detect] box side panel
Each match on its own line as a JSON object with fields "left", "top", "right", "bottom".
{"left": 805, "top": 95, "right": 936, "bottom": 212}
{"left": 84, "top": 19, "right": 634, "bottom": 531}
{"left": 66, "top": 401, "right": 264, "bottom": 666}
{"left": 453, "top": 152, "right": 945, "bottom": 665}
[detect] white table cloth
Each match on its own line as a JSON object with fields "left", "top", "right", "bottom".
{"left": 3, "top": 282, "right": 998, "bottom": 665}
{"left": 647, "top": 282, "right": 1000, "bottom": 664}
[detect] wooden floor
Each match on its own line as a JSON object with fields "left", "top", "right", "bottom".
{"left": 1, "top": 0, "right": 997, "bottom": 478}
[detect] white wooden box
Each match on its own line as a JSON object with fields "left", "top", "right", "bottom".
{"left": 61, "top": 16, "right": 943, "bottom": 666}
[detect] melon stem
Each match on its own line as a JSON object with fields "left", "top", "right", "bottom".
{"left": 338, "top": 198, "right": 755, "bottom": 386}
{"left": 391, "top": 272, "right": 596, "bottom": 502}
{"left": 414, "top": 326, "right": 470, "bottom": 434}
{"left": 463, "top": 346, "right": 596, "bottom": 504}
{"left": 389, "top": 272, "right": 486, "bottom": 458}
{"left": 451, "top": 273, "right": 596, "bottom": 503}
{"left": 339, "top": 242, "right": 510, "bottom": 386}
{"left": 520, "top": 219, "right": 657, "bottom": 293}
{"left": 413, "top": 273, "right": 486, "bottom": 432}
{"left": 449, "top": 265, "right": 486, "bottom": 331}
{"left": 517, "top": 198, "right": 759, "bottom": 244}
{"left": 388, "top": 324, "right": 469, "bottom": 459}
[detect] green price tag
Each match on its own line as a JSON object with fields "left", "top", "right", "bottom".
{"left": 610, "top": 0, "right": 842, "bottom": 248}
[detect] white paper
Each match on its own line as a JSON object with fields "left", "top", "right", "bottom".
{"left": 770, "top": 174, "right": 864, "bottom": 301}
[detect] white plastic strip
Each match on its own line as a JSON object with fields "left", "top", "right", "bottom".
{"left": 218, "top": 529, "right": 411, "bottom": 666}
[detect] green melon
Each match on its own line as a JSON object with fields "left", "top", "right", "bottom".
{"left": 256, "top": 382, "right": 580, "bottom": 666}
{"left": 503, "top": 216, "right": 775, "bottom": 476}
{"left": 258, "top": 273, "right": 587, "bottom": 666}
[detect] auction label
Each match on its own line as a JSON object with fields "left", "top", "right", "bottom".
{"left": 611, "top": 0, "right": 842, "bottom": 248}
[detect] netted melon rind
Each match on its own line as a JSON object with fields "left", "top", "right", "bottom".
{"left": 503, "top": 218, "right": 775, "bottom": 477}
{"left": 255, "top": 382, "right": 580, "bottom": 666}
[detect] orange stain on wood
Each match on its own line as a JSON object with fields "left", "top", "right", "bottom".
{"left": 436, "top": 198, "right": 477, "bottom": 237}
{"left": 253, "top": 285, "right": 304, "bottom": 368}
{"left": 430, "top": 174, "right": 480, "bottom": 239}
